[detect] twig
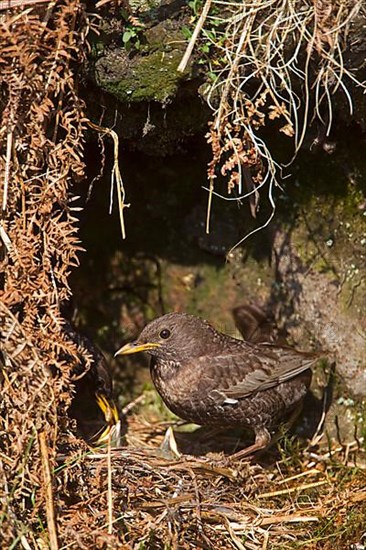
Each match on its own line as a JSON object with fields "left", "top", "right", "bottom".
{"left": 0, "top": 223, "right": 12, "bottom": 253}
{"left": 95, "top": 0, "right": 117, "bottom": 7}
{"left": 0, "top": 0, "right": 49, "bottom": 9}
{"left": 259, "top": 514, "right": 319, "bottom": 525}
{"left": 205, "top": 176, "right": 214, "bottom": 234}
{"left": 224, "top": 516, "right": 246, "bottom": 550}
{"left": 277, "top": 468, "right": 323, "bottom": 485}
{"left": 107, "top": 432, "right": 113, "bottom": 535}
{"left": 2, "top": 129, "right": 12, "bottom": 212}
{"left": 262, "top": 531, "right": 269, "bottom": 550}
{"left": 177, "top": 0, "right": 213, "bottom": 73}
{"left": 121, "top": 393, "right": 146, "bottom": 416}
{"left": 39, "top": 432, "right": 59, "bottom": 550}
{"left": 258, "top": 480, "right": 328, "bottom": 498}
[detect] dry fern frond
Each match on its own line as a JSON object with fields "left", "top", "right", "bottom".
{"left": 185, "top": 0, "right": 366, "bottom": 249}
{"left": 0, "top": 2, "right": 91, "bottom": 545}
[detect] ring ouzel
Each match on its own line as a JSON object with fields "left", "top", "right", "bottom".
{"left": 115, "top": 312, "right": 321, "bottom": 457}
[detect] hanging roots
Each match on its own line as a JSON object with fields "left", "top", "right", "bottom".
{"left": 185, "top": 0, "right": 366, "bottom": 247}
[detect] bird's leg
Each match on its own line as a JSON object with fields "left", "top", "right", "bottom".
{"left": 231, "top": 404, "right": 304, "bottom": 460}
{"left": 231, "top": 427, "right": 271, "bottom": 460}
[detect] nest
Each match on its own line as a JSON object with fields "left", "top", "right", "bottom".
{"left": 49, "top": 414, "right": 366, "bottom": 548}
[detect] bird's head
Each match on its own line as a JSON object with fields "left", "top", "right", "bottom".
{"left": 115, "top": 312, "right": 220, "bottom": 363}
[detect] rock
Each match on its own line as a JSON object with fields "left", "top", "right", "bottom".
{"left": 272, "top": 229, "right": 366, "bottom": 398}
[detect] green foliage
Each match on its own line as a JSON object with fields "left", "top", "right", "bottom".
{"left": 181, "top": 25, "right": 192, "bottom": 40}
{"left": 122, "top": 23, "right": 144, "bottom": 52}
{"left": 119, "top": 6, "right": 145, "bottom": 52}
{"left": 187, "top": 0, "right": 202, "bottom": 16}
{"left": 182, "top": 0, "right": 225, "bottom": 74}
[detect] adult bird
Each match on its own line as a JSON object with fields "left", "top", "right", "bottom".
{"left": 115, "top": 312, "right": 321, "bottom": 458}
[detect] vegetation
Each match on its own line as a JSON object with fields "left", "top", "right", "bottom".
{"left": 0, "top": 0, "right": 365, "bottom": 548}
{"left": 180, "top": 0, "right": 366, "bottom": 246}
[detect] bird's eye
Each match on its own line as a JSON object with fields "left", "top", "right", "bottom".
{"left": 159, "top": 329, "right": 171, "bottom": 339}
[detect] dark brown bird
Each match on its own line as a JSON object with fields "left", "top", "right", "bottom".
{"left": 115, "top": 312, "right": 320, "bottom": 457}
{"left": 66, "top": 326, "right": 120, "bottom": 445}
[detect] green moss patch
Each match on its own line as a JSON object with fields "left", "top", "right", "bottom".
{"left": 100, "top": 49, "right": 183, "bottom": 102}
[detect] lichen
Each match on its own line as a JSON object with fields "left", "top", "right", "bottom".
{"left": 286, "top": 182, "right": 366, "bottom": 316}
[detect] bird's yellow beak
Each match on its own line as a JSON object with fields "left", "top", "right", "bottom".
{"left": 93, "top": 393, "right": 121, "bottom": 446}
{"left": 95, "top": 393, "right": 119, "bottom": 424}
{"left": 114, "top": 341, "right": 161, "bottom": 356}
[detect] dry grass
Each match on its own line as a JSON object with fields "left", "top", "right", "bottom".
{"left": 52, "top": 413, "right": 366, "bottom": 549}
{"left": 182, "top": 0, "right": 366, "bottom": 248}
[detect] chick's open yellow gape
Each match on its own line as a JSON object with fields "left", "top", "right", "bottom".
{"left": 93, "top": 393, "right": 121, "bottom": 446}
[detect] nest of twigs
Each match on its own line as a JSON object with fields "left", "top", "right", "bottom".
{"left": 52, "top": 413, "right": 366, "bottom": 549}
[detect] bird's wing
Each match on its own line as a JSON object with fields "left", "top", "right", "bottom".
{"left": 205, "top": 345, "right": 320, "bottom": 403}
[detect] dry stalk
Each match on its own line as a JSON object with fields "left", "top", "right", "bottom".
{"left": 190, "top": 0, "right": 366, "bottom": 247}
{"left": 107, "top": 432, "right": 113, "bottom": 536}
{"left": 39, "top": 432, "right": 59, "bottom": 550}
{"left": 86, "top": 120, "right": 130, "bottom": 240}
{"left": 257, "top": 479, "right": 329, "bottom": 499}
{"left": 178, "top": 0, "right": 213, "bottom": 73}
{"left": 0, "top": 0, "right": 50, "bottom": 9}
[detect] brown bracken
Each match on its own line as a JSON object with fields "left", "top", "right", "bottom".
{"left": 115, "top": 312, "right": 321, "bottom": 457}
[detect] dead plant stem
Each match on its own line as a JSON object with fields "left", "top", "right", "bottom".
{"left": 107, "top": 433, "right": 113, "bottom": 535}
{"left": 178, "top": 0, "right": 213, "bottom": 73}
{"left": 39, "top": 432, "right": 59, "bottom": 550}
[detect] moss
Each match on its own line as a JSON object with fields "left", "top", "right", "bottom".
{"left": 84, "top": 13, "right": 205, "bottom": 151}
{"left": 129, "top": 0, "right": 160, "bottom": 12}
{"left": 99, "top": 49, "right": 183, "bottom": 103}
{"left": 93, "top": 20, "right": 187, "bottom": 104}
